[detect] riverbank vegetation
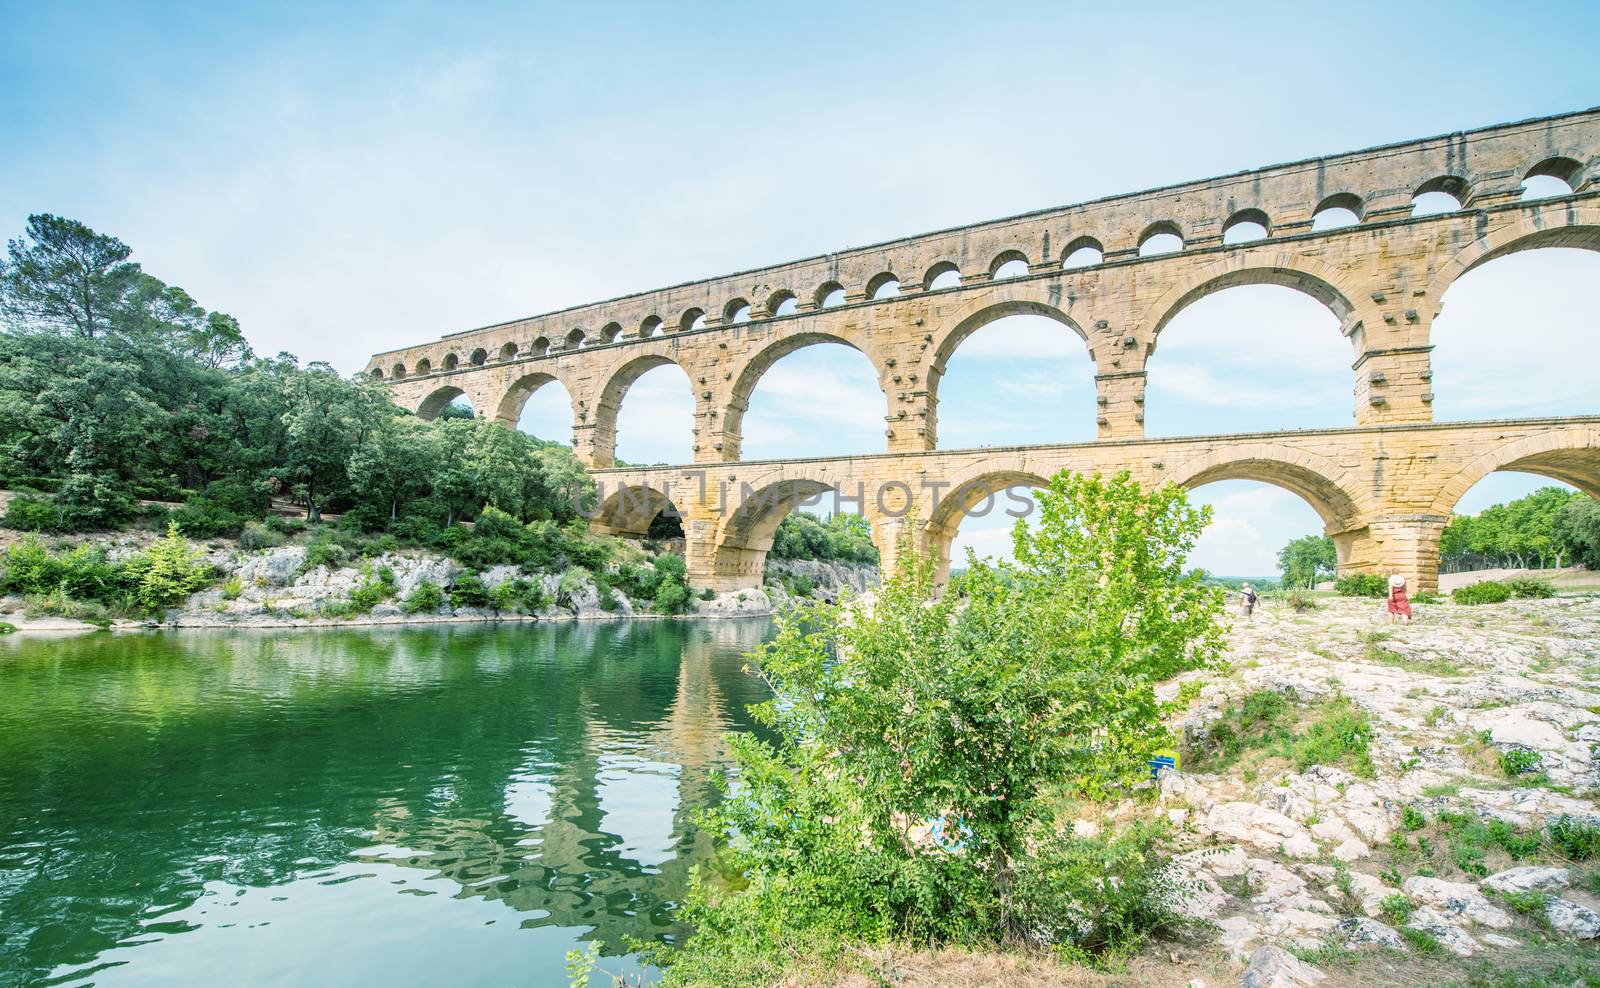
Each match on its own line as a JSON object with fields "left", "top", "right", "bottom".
{"left": 646, "top": 471, "right": 1227, "bottom": 986}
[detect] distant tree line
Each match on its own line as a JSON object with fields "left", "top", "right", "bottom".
{"left": 0, "top": 213, "right": 592, "bottom": 538}
{"left": 1439, "top": 486, "right": 1599, "bottom": 572}
{"left": 1273, "top": 487, "right": 1600, "bottom": 585}
{"left": 768, "top": 511, "right": 879, "bottom": 566}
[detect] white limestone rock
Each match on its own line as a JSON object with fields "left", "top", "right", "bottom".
{"left": 1402, "top": 876, "right": 1513, "bottom": 929}
{"left": 1481, "top": 866, "right": 1570, "bottom": 894}
{"left": 1238, "top": 945, "right": 1325, "bottom": 988}
{"left": 1334, "top": 917, "right": 1404, "bottom": 949}
{"left": 1545, "top": 897, "right": 1600, "bottom": 939}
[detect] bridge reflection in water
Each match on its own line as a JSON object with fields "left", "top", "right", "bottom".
{"left": 0, "top": 619, "right": 773, "bottom": 987}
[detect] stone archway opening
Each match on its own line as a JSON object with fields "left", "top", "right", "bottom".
{"left": 1144, "top": 283, "right": 1351, "bottom": 437}
{"left": 933, "top": 311, "right": 1096, "bottom": 449}
{"left": 731, "top": 335, "right": 884, "bottom": 460}
{"left": 707, "top": 479, "right": 879, "bottom": 594}
{"left": 1184, "top": 479, "right": 1333, "bottom": 587}
{"left": 417, "top": 386, "right": 475, "bottom": 421}
{"left": 1431, "top": 243, "right": 1600, "bottom": 423}
{"left": 929, "top": 472, "right": 1047, "bottom": 585}
{"left": 499, "top": 372, "right": 575, "bottom": 446}
{"left": 597, "top": 356, "right": 694, "bottom": 467}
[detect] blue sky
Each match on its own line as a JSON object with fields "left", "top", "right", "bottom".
{"left": 3, "top": 0, "right": 1597, "bottom": 575}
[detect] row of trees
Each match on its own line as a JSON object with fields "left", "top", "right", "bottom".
{"left": 1439, "top": 486, "right": 1600, "bottom": 572}
{"left": 0, "top": 213, "right": 591, "bottom": 536}
{"left": 1274, "top": 487, "right": 1600, "bottom": 586}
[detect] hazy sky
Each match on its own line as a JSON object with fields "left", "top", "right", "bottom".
{"left": 4, "top": 0, "right": 1597, "bottom": 575}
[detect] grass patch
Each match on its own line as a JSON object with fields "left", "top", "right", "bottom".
{"left": 1362, "top": 630, "right": 1466, "bottom": 677}
{"left": 1186, "top": 690, "right": 1374, "bottom": 779}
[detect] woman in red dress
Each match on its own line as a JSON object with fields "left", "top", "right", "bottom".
{"left": 1387, "top": 574, "right": 1412, "bottom": 624}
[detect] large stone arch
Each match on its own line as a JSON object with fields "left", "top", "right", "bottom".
{"left": 1428, "top": 428, "right": 1600, "bottom": 517}
{"left": 591, "top": 352, "right": 695, "bottom": 468}
{"left": 494, "top": 370, "right": 578, "bottom": 437}
{"left": 416, "top": 385, "right": 470, "bottom": 421}
{"left": 921, "top": 463, "right": 1053, "bottom": 583}
{"left": 722, "top": 329, "right": 884, "bottom": 462}
{"left": 591, "top": 482, "right": 681, "bottom": 536}
{"left": 1139, "top": 253, "right": 1364, "bottom": 354}
{"left": 707, "top": 460, "right": 883, "bottom": 585}
{"left": 927, "top": 287, "right": 1091, "bottom": 385}
{"left": 1423, "top": 209, "right": 1600, "bottom": 306}
{"left": 923, "top": 287, "right": 1094, "bottom": 452}
{"left": 1161, "top": 442, "right": 1375, "bottom": 573}
{"left": 1161, "top": 443, "right": 1368, "bottom": 532}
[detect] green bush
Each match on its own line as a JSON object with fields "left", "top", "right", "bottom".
{"left": 125, "top": 523, "right": 213, "bottom": 610}
{"left": 1453, "top": 580, "right": 1512, "bottom": 605}
{"left": 653, "top": 579, "right": 690, "bottom": 615}
{"left": 238, "top": 521, "right": 284, "bottom": 552}
{"left": 303, "top": 539, "right": 351, "bottom": 572}
{"left": 0, "top": 535, "right": 64, "bottom": 595}
{"left": 2, "top": 494, "right": 67, "bottom": 533}
{"left": 1284, "top": 589, "right": 1318, "bottom": 612}
{"left": 449, "top": 573, "right": 489, "bottom": 609}
{"left": 401, "top": 581, "right": 444, "bottom": 614}
{"left": 1378, "top": 893, "right": 1416, "bottom": 924}
{"left": 1334, "top": 573, "right": 1388, "bottom": 598}
{"left": 345, "top": 574, "right": 393, "bottom": 613}
{"left": 1547, "top": 816, "right": 1600, "bottom": 861}
{"left": 669, "top": 471, "right": 1224, "bottom": 979}
{"left": 1010, "top": 823, "right": 1190, "bottom": 962}
{"left": 1499, "top": 748, "right": 1544, "bottom": 778}
{"left": 1503, "top": 576, "right": 1556, "bottom": 599}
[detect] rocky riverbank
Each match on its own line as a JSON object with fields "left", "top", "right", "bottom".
{"left": 0, "top": 535, "right": 880, "bottom": 634}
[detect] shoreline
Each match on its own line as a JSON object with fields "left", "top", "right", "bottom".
{"left": 0, "top": 607, "right": 771, "bottom": 637}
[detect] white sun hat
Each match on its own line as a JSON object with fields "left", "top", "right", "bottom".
{"left": 1389, "top": 574, "right": 1406, "bottom": 588}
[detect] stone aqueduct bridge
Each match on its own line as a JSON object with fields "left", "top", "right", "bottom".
{"left": 369, "top": 108, "right": 1600, "bottom": 593}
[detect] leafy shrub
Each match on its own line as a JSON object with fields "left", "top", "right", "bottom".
{"left": 1499, "top": 748, "right": 1544, "bottom": 778}
{"left": 1453, "top": 580, "right": 1512, "bottom": 605}
{"left": 448, "top": 573, "right": 489, "bottom": 609}
{"left": 1379, "top": 893, "right": 1416, "bottom": 924}
{"left": 1498, "top": 890, "right": 1548, "bottom": 917}
{"left": 2, "top": 494, "right": 66, "bottom": 533}
{"left": 0, "top": 535, "right": 63, "bottom": 595}
{"left": 653, "top": 579, "right": 690, "bottom": 615}
{"left": 555, "top": 567, "right": 591, "bottom": 608}
{"left": 1503, "top": 576, "right": 1556, "bottom": 599}
{"left": 125, "top": 523, "right": 213, "bottom": 610}
{"left": 303, "top": 539, "right": 351, "bottom": 572}
{"left": 220, "top": 577, "right": 243, "bottom": 601}
{"left": 672, "top": 471, "right": 1224, "bottom": 978}
{"left": 1010, "top": 823, "right": 1190, "bottom": 962}
{"left": 1547, "top": 816, "right": 1600, "bottom": 861}
{"left": 401, "top": 581, "right": 444, "bottom": 614}
{"left": 1402, "top": 806, "right": 1427, "bottom": 831}
{"left": 0, "top": 621, "right": 13, "bottom": 634}
{"left": 1284, "top": 589, "right": 1318, "bottom": 612}
{"left": 698, "top": 587, "right": 716, "bottom": 601}
{"left": 1334, "top": 573, "right": 1388, "bottom": 598}
{"left": 345, "top": 574, "right": 393, "bottom": 613}
{"left": 238, "top": 521, "right": 284, "bottom": 552}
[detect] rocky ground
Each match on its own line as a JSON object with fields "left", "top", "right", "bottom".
{"left": 1146, "top": 593, "right": 1600, "bottom": 985}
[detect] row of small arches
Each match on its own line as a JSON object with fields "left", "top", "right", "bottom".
{"left": 372, "top": 156, "right": 1587, "bottom": 381}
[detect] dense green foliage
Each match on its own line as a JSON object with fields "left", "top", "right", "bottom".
{"left": 1441, "top": 486, "right": 1598, "bottom": 571}
{"left": 0, "top": 525, "right": 212, "bottom": 618}
{"left": 1334, "top": 573, "right": 1388, "bottom": 598}
{"left": 1451, "top": 577, "right": 1554, "bottom": 605}
{"left": 768, "top": 511, "right": 878, "bottom": 565}
{"left": 1186, "top": 688, "right": 1375, "bottom": 779}
{"left": 1276, "top": 534, "right": 1335, "bottom": 589}
{"left": 0, "top": 213, "right": 593, "bottom": 536}
{"left": 662, "top": 472, "right": 1224, "bottom": 985}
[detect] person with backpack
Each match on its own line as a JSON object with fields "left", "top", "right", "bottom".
{"left": 1240, "top": 582, "right": 1258, "bottom": 620}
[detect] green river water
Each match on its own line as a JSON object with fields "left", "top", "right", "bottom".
{"left": 0, "top": 619, "right": 775, "bottom": 986}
